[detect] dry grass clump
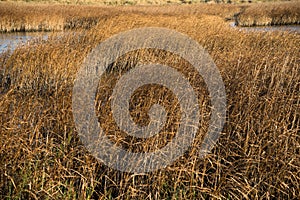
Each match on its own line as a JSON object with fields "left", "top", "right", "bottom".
{"left": 0, "top": 8, "right": 300, "bottom": 200}
{"left": 236, "top": 1, "right": 300, "bottom": 26}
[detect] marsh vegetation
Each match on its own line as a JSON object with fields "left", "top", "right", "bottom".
{"left": 0, "top": 1, "right": 299, "bottom": 199}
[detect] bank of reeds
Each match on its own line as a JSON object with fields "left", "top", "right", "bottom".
{"left": 0, "top": 2, "right": 118, "bottom": 32}
{"left": 0, "top": 5, "right": 299, "bottom": 200}
{"left": 1, "top": 0, "right": 293, "bottom": 5}
{"left": 1, "top": 0, "right": 190, "bottom": 5}
{"left": 235, "top": 1, "right": 300, "bottom": 26}
{"left": 0, "top": 2, "right": 241, "bottom": 32}
{"left": 2, "top": 1, "right": 300, "bottom": 33}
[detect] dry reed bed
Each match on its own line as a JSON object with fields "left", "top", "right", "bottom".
{"left": 236, "top": 1, "right": 300, "bottom": 26}
{"left": 0, "top": 11, "right": 300, "bottom": 200}
{"left": 0, "top": 0, "right": 191, "bottom": 5}
{"left": 2, "top": 1, "right": 300, "bottom": 33}
{"left": 0, "top": 2, "right": 118, "bottom": 32}
{"left": 0, "top": 2, "right": 241, "bottom": 32}
{"left": 1, "top": 0, "right": 293, "bottom": 5}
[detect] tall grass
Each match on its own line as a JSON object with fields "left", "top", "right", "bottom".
{"left": 2, "top": 1, "right": 299, "bottom": 33}
{"left": 0, "top": 2, "right": 121, "bottom": 32}
{"left": 0, "top": 0, "right": 292, "bottom": 5}
{"left": 0, "top": 2, "right": 241, "bottom": 32}
{"left": 0, "top": 4, "right": 299, "bottom": 200}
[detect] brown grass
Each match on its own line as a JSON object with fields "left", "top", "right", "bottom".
{"left": 1, "top": 0, "right": 185, "bottom": 5}
{"left": 0, "top": 0, "right": 293, "bottom": 5}
{"left": 0, "top": 2, "right": 242, "bottom": 32}
{"left": 236, "top": 1, "right": 300, "bottom": 26}
{"left": 0, "top": 3, "right": 300, "bottom": 200}
{"left": 2, "top": 1, "right": 299, "bottom": 33}
{"left": 0, "top": 2, "right": 118, "bottom": 32}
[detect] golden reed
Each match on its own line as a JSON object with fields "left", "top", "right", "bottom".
{"left": 0, "top": 2, "right": 299, "bottom": 199}
{"left": 236, "top": 1, "right": 300, "bottom": 26}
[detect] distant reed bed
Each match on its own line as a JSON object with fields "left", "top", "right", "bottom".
{"left": 1, "top": 1, "right": 299, "bottom": 33}
{"left": 0, "top": 2, "right": 117, "bottom": 32}
{"left": 236, "top": 1, "right": 300, "bottom": 26}
{"left": 0, "top": 2, "right": 241, "bottom": 32}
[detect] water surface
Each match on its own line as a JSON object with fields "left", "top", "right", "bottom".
{"left": 0, "top": 32, "right": 49, "bottom": 54}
